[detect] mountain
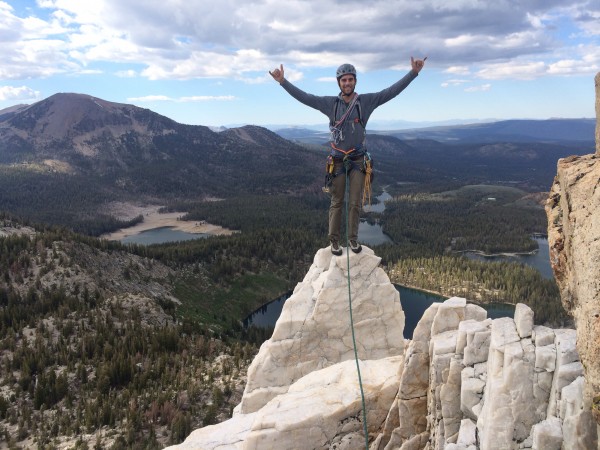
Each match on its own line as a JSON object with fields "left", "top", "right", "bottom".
{"left": 387, "top": 118, "right": 596, "bottom": 143}
{"left": 0, "top": 93, "right": 319, "bottom": 178}
{"left": 0, "top": 93, "right": 322, "bottom": 232}
{"left": 274, "top": 118, "right": 596, "bottom": 144}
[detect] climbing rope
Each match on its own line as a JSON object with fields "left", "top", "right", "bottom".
{"left": 343, "top": 157, "right": 369, "bottom": 450}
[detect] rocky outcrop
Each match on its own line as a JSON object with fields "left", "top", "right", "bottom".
{"left": 371, "top": 299, "right": 596, "bottom": 450}
{"left": 168, "top": 246, "right": 405, "bottom": 449}
{"left": 167, "top": 245, "right": 598, "bottom": 449}
{"left": 239, "top": 247, "right": 405, "bottom": 414}
{"left": 545, "top": 71, "right": 600, "bottom": 427}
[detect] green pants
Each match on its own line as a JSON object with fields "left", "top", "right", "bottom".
{"left": 328, "top": 163, "right": 365, "bottom": 243}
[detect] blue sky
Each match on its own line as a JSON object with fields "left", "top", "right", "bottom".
{"left": 0, "top": 0, "right": 598, "bottom": 129}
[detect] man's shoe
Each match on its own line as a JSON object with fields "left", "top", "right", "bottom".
{"left": 349, "top": 240, "right": 362, "bottom": 254}
{"left": 330, "top": 241, "right": 343, "bottom": 256}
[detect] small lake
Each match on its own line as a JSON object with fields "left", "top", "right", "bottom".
{"left": 363, "top": 191, "right": 392, "bottom": 214}
{"left": 358, "top": 220, "right": 393, "bottom": 245}
{"left": 243, "top": 285, "right": 514, "bottom": 339}
{"left": 464, "top": 237, "right": 553, "bottom": 279}
{"left": 121, "top": 227, "right": 210, "bottom": 245}
{"left": 358, "top": 191, "right": 393, "bottom": 245}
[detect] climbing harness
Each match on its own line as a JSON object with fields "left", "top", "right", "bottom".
{"left": 344, "top": 163, "right": 370, "bottom": 450}
{"left": 323, "top": 149, "right": 374, "bottom": 209}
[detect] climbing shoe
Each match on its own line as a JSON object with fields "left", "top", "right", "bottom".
{"left": 349, "top": 240, "right": 362, "bottom": 254}
{"left": 330, "top": 241, "right": 343, "bottom": 256}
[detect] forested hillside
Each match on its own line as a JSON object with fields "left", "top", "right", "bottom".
{"left": 0, "top": 216, "right": 271, "bottom": 448}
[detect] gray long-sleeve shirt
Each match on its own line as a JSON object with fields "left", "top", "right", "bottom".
{"left": 280, "top": 70, "right": 418, "bottom": 152}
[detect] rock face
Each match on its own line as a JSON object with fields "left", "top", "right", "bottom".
{"left": 371, "top": 300, "right": 596, "bottom": 450}
{"left": 545, "top": 71, "right": 600, "bottom": 427}
{"left": 239, "top": 247, "right": 405, "bottom": 414}
{"left": 167, "top": 245, "right": 598, "bottom": 450}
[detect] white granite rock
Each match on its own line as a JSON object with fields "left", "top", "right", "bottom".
{"left": 554, "top": 329, "right": 579, "bottom": 366}
{"left": 461, "top": 319, "right": 492, "bottom": 366}
{"left": 431, "top": 297, "right": 466, "bottom": 336}
{"left": 461, "top": 367, "right": 485, "bottom": 420}
{"left": 535, "top": 344, "right": 557, "bottom": 372}
{"left": 465, "top": 303, "right": 487, "bottom": 322}
{"left": 533, "top": 325, "right": 555, "bottom": 347}
{"left": 239, "top": 247, "right": 405, "bottom": 413}
{"left": 456, "top": 418, "right": 477, "bottom": 446}
{"left": 165, "top": 411, "right": 256, "bottom": 450}
{"left": 514, "top": 303, "right": 534, "bottom": 338}
{"left": 167, "top": 357, "right": 401, "bottom": 450}
{"left": 440, "top": 357, "right": 464, "bottom": 442}
{"left": 243, "top": 357, "right": 401, "bottom": 449}
{"left": 531, "top": 416, "right": 563, "bottom": 450}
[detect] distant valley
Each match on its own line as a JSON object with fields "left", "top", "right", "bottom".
{"left": 0, "top": 93, "right": 594, "bottom": 235}
{"left": 274, "top": 117, "right": 596, "bottom": 144}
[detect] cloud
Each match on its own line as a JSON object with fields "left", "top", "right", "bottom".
{"left": 127, "top": 95, "right": 236, "bottom": 102}
{"left": 0, "top": 85, "right": 41, "bottom": 101}
{"left": 444, "top": 66, "right": 471, "bottom": 75}
{"left": 464, "top": 84, "right": 492, "bottom": 92}
{"left": 115, "top": 69, "right": 137, "bottom": 78}
{"left": 1, "top": 0, "right": 598, "bottom": 83}
{"left": 476, "top": 61, "right": 548, "bottom": 80}
{"left": 441, "top": 79, "right": 471, "bottom": 88}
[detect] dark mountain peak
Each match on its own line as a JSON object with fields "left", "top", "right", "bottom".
{"left": 4, "top": 92, "right": 179, "bottom": 138}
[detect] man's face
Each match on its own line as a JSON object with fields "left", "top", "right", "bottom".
{"left": 338, "top": 75, "right": 356, "bottom": 96}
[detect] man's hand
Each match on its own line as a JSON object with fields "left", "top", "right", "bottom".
{"left": 411, "top": 56, "right": 427, "bottom": 74}
{"left": 269, "top": 64, "right": 285, "bottom": 83}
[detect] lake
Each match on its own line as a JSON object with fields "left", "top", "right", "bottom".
{"left": 118, "top": 195, "right": 394, "bottom": 246}
{"left": 121, "top": 226, "right": 210, "bottom": 245}
{"left": 464, "top": 237, "right": 553, "bottom": 279}
{"left": 243, "top": 285, "right": 515, "bottom": 339}
{"left": 358, "top": 191, "right": 393, "bottom": 245}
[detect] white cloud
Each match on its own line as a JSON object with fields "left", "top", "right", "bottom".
{"left": 179, "top": 95, "right": 235, "bottom": 102}
{"left": 464, "top": 84, "right": 491, "bottom": 92}
{"left": 0, "top": 0, "right": 598, "bottom": 83}
{"left": 444, "top": 66, "right": 471, "bottom": 75}
{"left": 441, "top": 79, "right": 470, "bottom": 88}
{"left": 127, "top": 95, "right": 236, "bottom": 102}
{"left": 128, "top": 95, "right": 171, "bottom": 102}
{"left": 115, "top": 69, "right": 137, "bottom": 78}
{"left": 0, "top": 85, "right": 41, "bottom": 101}
{"left": 476, "top": 62, "right": 547, "bottom": 80}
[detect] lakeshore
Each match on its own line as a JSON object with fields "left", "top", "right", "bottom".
{"left": 100, "top": 203, "right": 236, "bottom": 241}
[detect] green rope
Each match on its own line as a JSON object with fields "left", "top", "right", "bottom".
{"left": 343, "top": 158, "right": 369, "bottom": 450}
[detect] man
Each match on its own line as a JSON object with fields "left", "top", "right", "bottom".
{"left": 269, "top": 57, "right": 425, "bottom": 256}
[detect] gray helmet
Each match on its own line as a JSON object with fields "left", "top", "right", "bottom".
{"left": 336, "top": 63, "right": 356, "bottom": 79}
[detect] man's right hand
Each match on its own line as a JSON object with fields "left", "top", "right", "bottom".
{"left": 269, "top": 64, "right": 285, "bottom": 83}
